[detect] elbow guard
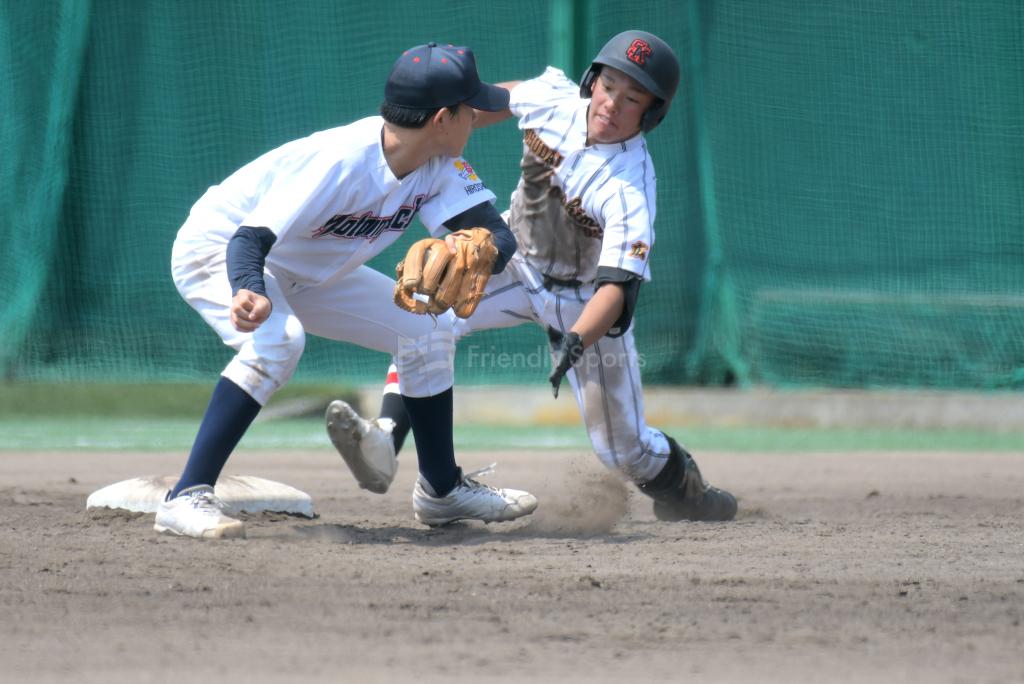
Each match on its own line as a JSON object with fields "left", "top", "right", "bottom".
{"left": 595, "top": 266, "right": 642, "bottom": 338}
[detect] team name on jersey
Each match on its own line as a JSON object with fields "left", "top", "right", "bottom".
{"left": 524, "top": 129, "right": 564, "bottom": 167}
{"left": 523, "top": 129, "right": 603, "bottom": 239}
{"left": 312, "top": 194, "right": 426, "bottom": 241}
{"left": 564, "top": 197, "right": 603, "bottom": 238}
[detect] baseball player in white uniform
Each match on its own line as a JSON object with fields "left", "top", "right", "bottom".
{"left": 156, "top": 42, "right": 538, "bottom": 539}
{"left": 329, "top": 31, "right": 736, "bottom": 523}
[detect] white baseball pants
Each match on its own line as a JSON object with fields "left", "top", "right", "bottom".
{"left": 171, "top": 238, "right": 455, "bottom": 406}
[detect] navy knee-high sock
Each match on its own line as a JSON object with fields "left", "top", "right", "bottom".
{"left": 170, "top": 377, "right": 262, "bottom": 498}
{"left": 402, "top": 388, "right": 459, "bottom": 497}
{"left": 378, "top": 365, "right": 411, "bottom": 453}
{"left": 379, "top": 392, "right": 411, "bottom": 453}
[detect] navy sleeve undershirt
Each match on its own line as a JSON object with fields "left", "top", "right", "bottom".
{"left": 226, "top": 226, "right": 277, "bottom": 296}
{"left": 442, "top": 201, "right": 516, "bottom": 274}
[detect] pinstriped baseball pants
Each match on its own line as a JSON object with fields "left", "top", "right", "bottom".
{"left": 453, "top": 254, "right": 672, "bottom": 483}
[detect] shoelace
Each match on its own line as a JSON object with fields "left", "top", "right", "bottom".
{"left": 460, "top": 463, "right": 502, "bottom": 493}
{"left": 188, "top": 490, "right": 228, "bottom": 512}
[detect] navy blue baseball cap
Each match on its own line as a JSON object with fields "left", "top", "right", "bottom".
{"left": 385, "top": 43, "right": 509, "bottom": 111}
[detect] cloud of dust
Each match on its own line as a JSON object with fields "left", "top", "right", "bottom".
{"left": 524, "top": 453, "right": 630, "bottom": 536}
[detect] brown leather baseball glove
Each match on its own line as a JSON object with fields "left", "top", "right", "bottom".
{"left": 393, "top": 227, "right": 498, "bottom": 319}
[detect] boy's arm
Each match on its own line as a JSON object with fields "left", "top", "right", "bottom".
{"left": 572, "top": 267, "right": 644, "bottom": 344}
{"left": 570, "top": 285, "right": 623, "bottom": 347}
{"left": 472, "top": 81, "right": 523, "bottom": 128}
{"left": 547, "top": 272, "right": 643, "bottom": 396}
{"left": 226, "top": 225, "right": 276, "bottom": 331}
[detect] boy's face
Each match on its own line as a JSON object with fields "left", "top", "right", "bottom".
{"left": 438, "top": 103, "right": 477, "bottom": 157}
{"left": 586, "top": 66, "right": 656, "bottom": 145}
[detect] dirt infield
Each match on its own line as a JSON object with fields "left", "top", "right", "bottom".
{"left": 1, "top": 447, "right": 1022, "bottom": 683}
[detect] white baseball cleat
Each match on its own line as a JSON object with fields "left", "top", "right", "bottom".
{"left": 326, "top": 400, "right": 398, "bottom": 494}
{"left": 413, "top": 464, "right": 538, "bottom": 527}
{"left": 154, "top": 485, "right": 245, "bottom": 539}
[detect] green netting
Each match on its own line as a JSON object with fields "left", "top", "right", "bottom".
{"left": 690, "top": 1, "right": 1024, "bottom": 388}
{"left": 0, "top": 0, "right": 90, "bottom": 378}
{"left": 2, "top": 1, "right": 1022, "bottom": 389}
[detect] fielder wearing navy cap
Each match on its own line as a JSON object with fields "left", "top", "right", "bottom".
{"left": 385, "top": 43, "right": 509, "bottom": 112}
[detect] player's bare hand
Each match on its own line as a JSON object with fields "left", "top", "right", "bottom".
{"left": 231, "top": 289, "right": 272, "bottom": 332}
{"left": 444, "top": 228, "right": 488, "bottom": 255}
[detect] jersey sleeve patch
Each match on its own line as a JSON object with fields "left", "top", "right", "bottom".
{"left": 628, "top": 241, "right": 649, "bottom": 260}
{"left": 453, "top": 159, "right": 479, "bottom": 181}
{"left": 453, "top": 160, "right": 486, "bottom": 196}
{"left": 418, "top": 157, "right": 497, "bottom": 232}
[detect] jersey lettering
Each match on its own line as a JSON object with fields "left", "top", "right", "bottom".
{"left": 564, "top": 197, "right": 603, "bottom": 238}
{"left": 524, "top": 129, "right": 564, "bottom": 167}
{"left": 523, "top": 130, "right": 603, "bottom": 239}
{"left": 313, "top": 194, "right": 426, "bottom": 241}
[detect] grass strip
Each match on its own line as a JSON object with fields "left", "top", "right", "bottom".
{"left": 1, "top": 418, "right": 1019, "bottom": 453}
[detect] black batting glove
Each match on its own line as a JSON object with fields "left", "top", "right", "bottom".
{"left": 547, "top": 328, "right": 584, "bottom": 398}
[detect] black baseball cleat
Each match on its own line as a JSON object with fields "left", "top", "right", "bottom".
{"left": 637, "top": 437, "right": 738, "bottom": 522}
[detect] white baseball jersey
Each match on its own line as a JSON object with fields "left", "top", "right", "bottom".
{"left": 433, "top": 69, "right": 669, "bottom": 483}
{"left": 175, "top": 116, "right": 495, "bottom": 289}
{"left": 507, "top": 67, "right": 657, "bottom": 284}
{"left": 172, "top": 116, "right": 495, "bottom": 403}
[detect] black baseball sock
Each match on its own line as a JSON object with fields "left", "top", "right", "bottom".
{"left": 402, "top": 388, "right": 459, "bottom": 497}
{"left": 379, "top": 391, "right": 411, "bottom": 453}
{"left": 169, "top": 377, "right": 261, "bottom": 498}
{"left": 378, "top": 364, "right": 410, "bottom": 453}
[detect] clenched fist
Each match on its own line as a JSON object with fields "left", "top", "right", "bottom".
{"left": 230, "top": 289, "right": 272, "bottom": 332}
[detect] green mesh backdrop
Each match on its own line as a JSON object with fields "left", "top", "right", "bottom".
{"left": 690, "top": 1, "right": 1024, "bottom": 389}
{"left": 2, "top": 1, "right": 1022, "bottom": 389}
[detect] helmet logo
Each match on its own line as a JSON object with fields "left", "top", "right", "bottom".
{"left": 626, "top": 39, "right": 652, "bottom": 66}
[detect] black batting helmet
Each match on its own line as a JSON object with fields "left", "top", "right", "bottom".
{"left": 579, "top": 30, "right": 680, "bottom": 133}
